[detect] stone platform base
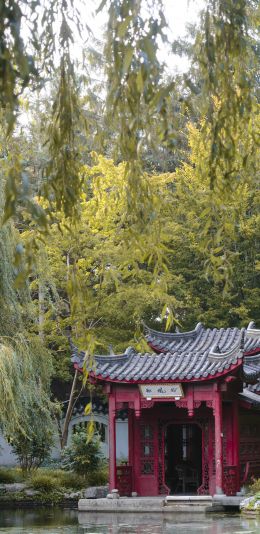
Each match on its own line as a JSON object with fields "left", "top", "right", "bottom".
{"left": 78, "top": 494, "right": 244, "bottom": 513}
{"left": 78, "top": 497, "right": 165, "bottom": 513}
{"left": 211, "top": 495, "right": 244, "bottom": 512}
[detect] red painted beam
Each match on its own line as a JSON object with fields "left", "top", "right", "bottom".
{"left": 214, "top": 389, "right": 224, "bottom": 495}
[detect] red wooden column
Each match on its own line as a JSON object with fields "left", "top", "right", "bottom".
{"left": 133, "top": 394, "right": 141, "bottom": 494}
{"left": 214, "top": 388, "right": 224, "bottom": 494}
{"left": 128, "top": 408, "right": 134, "bottom": 467}
{"left": 108, "top": 393, "right": 117, "bottom": 491}
{"left": 232, "top": 399, "right": 240, "bottom": 491}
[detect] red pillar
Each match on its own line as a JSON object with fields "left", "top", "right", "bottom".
{"left": 128, "top": 409, "right": 134, "bottom": 466}
{"left": 214, "top": 389, "right": 224, "bottom": 494}
{"left": 109, "top": 393, "right": 116, "bottom": 491}
{"left": 133, "top": 395, "right": 141, "bottom": 494}
{"left": 232, "top": 399, "right": 240, "bottom": 492}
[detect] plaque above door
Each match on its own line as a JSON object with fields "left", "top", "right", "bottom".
{"left": 139, "top": 383, "right": 184, "bottom": 399}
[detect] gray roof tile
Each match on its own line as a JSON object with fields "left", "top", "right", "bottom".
{"left": 71, "top": 323, "right": 260, "bottom": 383}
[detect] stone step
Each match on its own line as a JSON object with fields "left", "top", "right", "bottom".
{"left": 166, "top": 496, "right": 212, "bottom": 502}
{"left": 164, "top": 495, "right": 213, "bottom": 512}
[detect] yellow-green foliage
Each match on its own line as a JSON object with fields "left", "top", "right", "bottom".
{"left": 26, "top": 141, "right": 259, "bottom": 369}
{"left": 88, "top": 466, "right": 109, "bottom": 487}
{"left": 29, "top": 469, "right": 86, "bottom": 491}
{"left": 249, "top": 479, "right": 260, "bottom": 495}
{"left": 0, "top": 467, "right": 24, "bottom": 484}
{"left": 29, "top": 472, "right": 61, "bottom": 492}
{"left": 0, "top": 179, "right": 54, "bottom": 437}
{"left": 0, "top": 334, "right": 53, "bottom": 437}
{"left": 25, "top": 154, "right": 180, "bottom": 359}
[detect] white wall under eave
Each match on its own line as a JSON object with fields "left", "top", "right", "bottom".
{"left": 0, "top": 435, "right": 17, "bottom": 466}
{"left": 67, "top": 413, "right": 129, "bottom": 460}
{"left": 0, "top": 414, "right": 129, "bottom": 466}
{"left": 67, "top": 412, "right": 109, "bottom": 458}
{"left": 116, "top": 420, "right": 128, "bottom": 461}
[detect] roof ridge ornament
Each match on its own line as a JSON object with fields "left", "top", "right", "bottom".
{"left": 109, "top": 344, "right": 114, "bottom": 356}
{"left": 143, "top": 322, "right": 203, "bottom": 340}
{"left": 208, "top": 337, "right": 243, "bottom": 361}
{"left": 246, "top": 322, "right": 260, "bottom": 339}
{"left": 240, "top": 328, "right": 246, "bottom": 350}
{"left": 94, "top": 346, "right": 137, "bottom": 364}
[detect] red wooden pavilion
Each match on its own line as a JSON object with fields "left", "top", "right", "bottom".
{"left": 72, "top": 321, "right": 260, "bottom": 497}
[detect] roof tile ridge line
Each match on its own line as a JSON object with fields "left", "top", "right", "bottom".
{"left": 94, "top": 347, "right": 137, "bottom": 362}
{"left": 243, "top": 353, "right": 260, "bottom": 362}
{"left": 242, "top": 365, "right": 260, "bottom": 381}
{"left": 143, "top": 322, "right": 203, "bottom": 339}
{"left": 208, "top": 331, "right": 244, "bottom": 361}
{"left": 246, "top": 321, "right": 260, "bottom": 339}
{"left": 240, "top": 389, "right": 260, "bottom": 403}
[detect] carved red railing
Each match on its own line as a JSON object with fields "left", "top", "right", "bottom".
{"left": 223, "top": 465, "right": 239, "bottom": 496}
{"left": 116, "top": 465, "right": 132, "bottom": 496}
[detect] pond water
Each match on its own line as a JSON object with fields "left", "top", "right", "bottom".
{"left": 0, "top": 509, "right": 259, "bottom": 534}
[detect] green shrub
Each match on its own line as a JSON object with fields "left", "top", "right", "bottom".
{"left": 57, "top": 471, "right": 85, "bottom": 489}
{"left": 61, "top": 428, "right": 105, "bottom": 477}
{"left": 88, "top": 466, "right": 109, "bottom": 486}
{"left": 28, "top": 468, "right": 86, "bottom": 491}
{"left": 29, "top": 472, "right": 61, "bottom": 492}
{"left": 43, "top": 469, "right": 85, "bottom": 489}
{"left": 248, "top": 478, "right": 260, "bottom": 494}
{"left": 10, "top": 422, "right": 54, "bottom": 472}
{"left": 0, "top": 490, "right": 63, "bottom": 505}
{"left": 0, "top": 467, "right": 24, "bottom": 483}
{"left": 33, "top": 490, "right": 63, "bottom": 504}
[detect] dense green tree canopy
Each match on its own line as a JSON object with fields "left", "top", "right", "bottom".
{"left": 0, "top": 1, "right": 259, "bottom": 436}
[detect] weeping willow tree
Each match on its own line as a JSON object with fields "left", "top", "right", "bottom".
{"left": 0, "top": 175, "right": 54, "bottom": 444}
{"left": 1, "top": 0, "right": 257, "bottom": 230}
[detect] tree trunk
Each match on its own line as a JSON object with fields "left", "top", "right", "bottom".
{"left": 60, "top": 369, "right": 79, "bottom": 449}
{"left": 38, "top": 281, "right": 45, "bottom": 341}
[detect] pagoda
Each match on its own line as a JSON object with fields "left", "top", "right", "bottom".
{"left": 72, "top": 321, "right": 260, "bottom": 497}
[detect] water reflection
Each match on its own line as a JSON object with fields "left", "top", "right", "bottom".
{"left": 78, "top": 512, "right": 260, "bottom": 534}
{"left": 0, "top": 508, "right": 78, "bottom": 532}
{"left": 0, "top": 509, "right": 259, "bottom": 533}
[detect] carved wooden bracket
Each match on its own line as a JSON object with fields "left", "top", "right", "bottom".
{"left": 140, "top": 399, "right": 155, "bottom": 409}
{"left": 206, "top": 399, "right": 215, "bottom": 415}
{"left": 175, "top": 400, "right": 188, "bottom": 409}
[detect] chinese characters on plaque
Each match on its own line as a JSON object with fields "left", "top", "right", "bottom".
{"left": 139, "top": 383, "right": 184, "bottom": 399}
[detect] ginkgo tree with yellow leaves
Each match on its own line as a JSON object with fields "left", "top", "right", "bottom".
{"left": 20, "top": 113, "right": 259, "bottom": 445}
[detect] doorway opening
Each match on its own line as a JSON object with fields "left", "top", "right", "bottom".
{"left": 165, "top": 423, "right": 202, "bottom": 494}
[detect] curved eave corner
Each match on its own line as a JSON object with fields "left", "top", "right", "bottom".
{"left": 246, "top": 321, "right": 260, "bottom": 339}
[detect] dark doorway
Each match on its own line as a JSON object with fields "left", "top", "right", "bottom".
{"left": 165, "top": 423, "right": 202, "bottom": 494}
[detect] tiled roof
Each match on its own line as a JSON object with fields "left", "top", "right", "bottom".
{"left": 144, "top": 322, "right": 259, "bottom": 356}
{"left": 71, "top": 323, "right": 260, "bottom": 384}
{"left": 239, "top": 388, "right": 260, "bottom": 408}
{"left": 248, "top": 381, "right": 260, "bottom": 394}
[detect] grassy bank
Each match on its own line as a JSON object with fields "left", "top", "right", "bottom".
{"left": 0, "top": 466, "right": 108, "bottom": 507}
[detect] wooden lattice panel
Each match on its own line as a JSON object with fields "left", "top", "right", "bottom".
{"left": 140, "top": 422, "right": 155, "bottom": 475}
